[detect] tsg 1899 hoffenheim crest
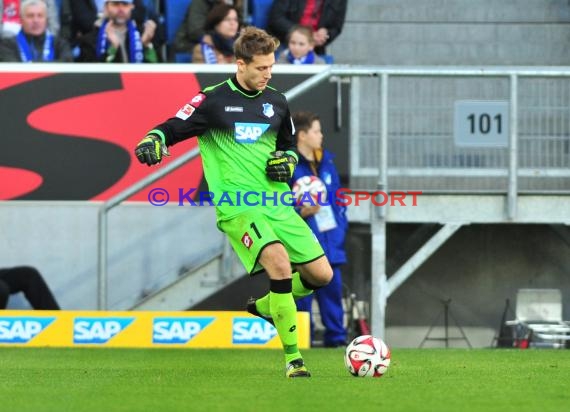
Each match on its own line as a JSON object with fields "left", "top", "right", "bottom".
{"left": 262, "top": 103, "right": 274, "bottom": 118}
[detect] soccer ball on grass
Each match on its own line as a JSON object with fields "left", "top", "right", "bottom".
{"left": 344, "top": 335, "right": 391, "bottom": 377}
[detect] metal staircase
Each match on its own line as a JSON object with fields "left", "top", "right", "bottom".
{"left": 129, "top": 241, "right": 247, "bottom": 311}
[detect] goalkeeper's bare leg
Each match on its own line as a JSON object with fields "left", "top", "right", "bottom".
{"left": 251, "top": 243, "right": 332, "bottom": 377}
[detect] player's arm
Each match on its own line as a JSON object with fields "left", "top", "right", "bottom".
{"left": 266, "top": 108, "right": 298, "bottom": 182}
{"left": 275, "top": 107, "right": 298, "bottom": 158}
{"left": 135, "top": 93, "right": 209, "bottom": 166}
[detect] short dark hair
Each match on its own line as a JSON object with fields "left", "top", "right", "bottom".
{"left": 292, "top": 111, "right": 320, "bottom": 133}
{"left": 204, "top": 3, "right": 239, "bottom": 31}
{"left": 234, "top": 27, "right": 280, "bottom": 63}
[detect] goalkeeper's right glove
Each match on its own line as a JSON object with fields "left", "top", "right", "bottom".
{"left": 135, "top": 134, "right": 170, "bottom": 166}
{"left": 265, "top": 150, "right": 297, "bottom": 182}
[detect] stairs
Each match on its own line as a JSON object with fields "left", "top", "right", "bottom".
{"left": 130, "top": 240, "right": 247, "bottom": 311}
{"left": 330, "top": 0, "right": 570, "bottom": 65}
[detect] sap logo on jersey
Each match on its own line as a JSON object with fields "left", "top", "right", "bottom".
{"left": 235, "top": 122, "right": 270, "bottom": 143}
{"left": 73, "top": 317, "right": 134, "bottom": 344}
{"left": 152, "top": 317, "right": 214, "bottom": 344}
{"left": 232, "top": 317, "right": 277, "bottom": 344}
{"left": 0, "top": 317, "right": 55, "bottom": 343}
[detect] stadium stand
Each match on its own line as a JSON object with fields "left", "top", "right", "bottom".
{"left": 248, "top": 0, "right": 273, "bottom": 29}
{"left": 164, "top": 0, "right": 193, "bottom": 62}
{"left": 3, "top": 0, "right": 570, "bottom": 351}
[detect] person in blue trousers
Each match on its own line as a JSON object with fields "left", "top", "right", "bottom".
{"left": 290, "top": 111, "right": 348, "bottom": 347}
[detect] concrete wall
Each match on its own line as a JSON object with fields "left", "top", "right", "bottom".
{"left": 330, "top": 0, "right": 570, "bottom": 65}
{"left": 345, "top": 223, "right": 570, "bottom": 347}
{"left": 0, "top": 202, "right": 223, "bottom": 310}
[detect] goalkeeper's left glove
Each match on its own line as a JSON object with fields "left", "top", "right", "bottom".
{"left": 265, "top": 150, "right": 297, "bottom": 182}
{"left": 135, "top": 134, "right": 170, "bottom": 166}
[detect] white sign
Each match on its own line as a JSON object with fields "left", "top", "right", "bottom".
{"left": 454, "top": 101, "right": 509, "bottom": 147}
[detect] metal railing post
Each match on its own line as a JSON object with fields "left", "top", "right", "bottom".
{"left": 350, "top": 76, "right": 361, "bottom": 179}
{"left": 97, "top": 207, "right": 108, "bottom": 310}
{"left": 508, "top": 74, "right": 518, "bottom": 220}
{"left": 97, "top": 146, "right": 201, "bottom": 310}
{"left": 370, "top": 73, "right": 389, "bottom": 338}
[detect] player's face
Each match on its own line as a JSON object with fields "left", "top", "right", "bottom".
{"left": 105, "top": 1, "right": 134, "bottom": 25}
{"left": 288, "top": 31, "right": 313, "bottom": 60}
{"left": 21, "top": 4, "right": 47, "bottom": 36}
{"left": 303, "top": 120, "right": 323, "bottom": 150}
{"left": 238, "top": 53, "right": 275, "bottom": 91}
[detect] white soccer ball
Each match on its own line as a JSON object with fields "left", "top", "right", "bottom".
{"left": 291, "top": 175, "right": 327, "bottom": 205}
{"left": 344, "top": 335, "right": 391, "bottom": 378}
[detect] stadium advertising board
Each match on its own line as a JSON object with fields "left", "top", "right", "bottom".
{"left": 0, "top": 310, "right": 310, "bottom": 348}
{"left": 0, "top": 64, "right": 348, "bottom": 201}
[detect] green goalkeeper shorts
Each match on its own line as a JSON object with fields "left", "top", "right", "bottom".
{"left": 218, "top": 207, "right": 325, "bottom": 275}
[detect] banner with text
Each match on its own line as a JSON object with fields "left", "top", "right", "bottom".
{"left": 0, "top": 310, "right": 309, "bottom": 349}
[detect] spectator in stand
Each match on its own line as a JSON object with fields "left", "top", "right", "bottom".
{"left": 174, "top": 0, "right": 243, "bottom": 56}
{"left": 267, "top": 0, "right": 347, "bottom": 56}
{"left": 0, "top": 0, "right": 59, "bottom": 38}
{"left": 59, "top": 0, "right": 72, "bottom": 43}
{"left": 77, "top": 0, "right": 158, "bottom": 63}
{"left": 0, "top": 0, "right": 71, "bottom": 62}
{"left": 277, "top": 24, "right": 326, "bottom": 65}
{"left": 0, "top": 266, "right": 60, "bottom": 310}
{"left": 67, "top": 0, "right": 163, "bottom": 53}
{"left": 192, "top": 2, "right": 239, "bottom": 64}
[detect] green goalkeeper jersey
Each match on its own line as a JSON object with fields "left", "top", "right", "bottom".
{"left": 147, "top": 76, "right": 298, "bottom": 221}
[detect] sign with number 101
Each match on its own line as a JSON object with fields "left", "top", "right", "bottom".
{"left": 454, "top": 101, "right": 509, "bottom": 147}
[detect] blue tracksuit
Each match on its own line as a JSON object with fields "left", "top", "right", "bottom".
{"left": 291, "top": 149, "right": 348, "bottom": 347}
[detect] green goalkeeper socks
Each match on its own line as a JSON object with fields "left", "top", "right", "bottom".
{"left": 269, "top": 289, "right": 301, "bottom": 364}
{"left": 292, "top": 271, "right": 314, "bottom": 300}
{"left": 255, "top": 272, "right": 314, "bottom": 317}
{"left": 254, "top": 294, "right": 271, "bottom": 317}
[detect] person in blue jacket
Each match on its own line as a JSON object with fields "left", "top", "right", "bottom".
{"left": 290, "top": 111, "right": 348, "bottom": 347}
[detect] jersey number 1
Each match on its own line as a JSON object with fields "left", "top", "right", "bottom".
{"left": 250, "top": 222, "right": 262, "bottom": 239}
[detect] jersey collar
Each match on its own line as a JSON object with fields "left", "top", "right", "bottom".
{"left": 228, "top": 76, "right": 262, "bottom": 98}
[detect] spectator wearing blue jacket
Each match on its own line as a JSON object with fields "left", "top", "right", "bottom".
{"left": 290, "top": 111, "right": 348, "bottom": 347}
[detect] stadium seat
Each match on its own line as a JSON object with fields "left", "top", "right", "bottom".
{"left": 506, "top": 288, "right": 570, "bottom": 348}
{"left": 142, "top": 0, "right": 158, "bottom": 12}
{"left": 163, "top": 0, "right": 193, "bottom": 61}
{"left": 175, "top": 52, "right": 192, "bottom": 63}
{"left": 249, "top": 0, "right": 273, "bottom": 29}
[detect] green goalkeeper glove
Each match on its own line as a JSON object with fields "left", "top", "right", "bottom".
{"left": 135, "top": 134, "right": 170, "bottom": 166}
{"left": 265, "top": 151, "right": 297, "bottom": 182}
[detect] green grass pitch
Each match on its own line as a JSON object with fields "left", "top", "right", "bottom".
{"left": 1, "top": 347, "right": 569, "bottom": 412}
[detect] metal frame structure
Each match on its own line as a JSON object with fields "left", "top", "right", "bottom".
{"left": 288, "top": 66, "right": 570, "bottom": 337}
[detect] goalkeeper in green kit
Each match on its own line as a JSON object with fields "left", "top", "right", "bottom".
{"left": 135, "top": 27, "right": 333, "bottom": 378}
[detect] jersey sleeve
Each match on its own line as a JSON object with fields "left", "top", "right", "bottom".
{"left": 146, "top": 92, "right": 210, "bottom": 146}
{"left": 275, "top": 106, "right": 298, "bottom": 157}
